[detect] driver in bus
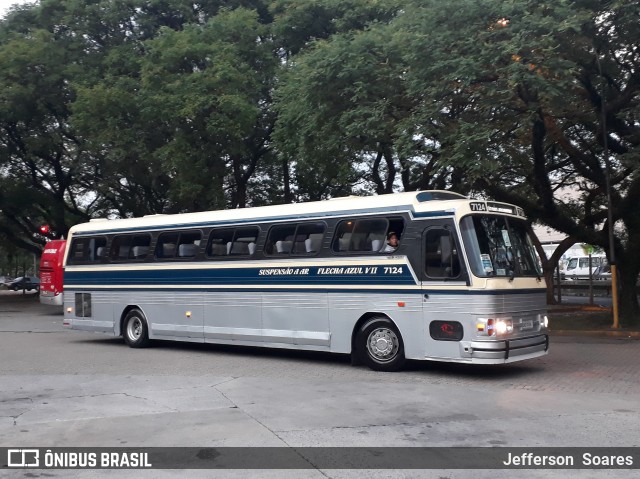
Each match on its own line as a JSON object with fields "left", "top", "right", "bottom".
{"left": 382, "top": 232, "right": 399, "bottom": 252}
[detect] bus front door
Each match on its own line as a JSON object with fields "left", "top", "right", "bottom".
{"left": 421, "top": 221, "right": 468, "bottom": 360}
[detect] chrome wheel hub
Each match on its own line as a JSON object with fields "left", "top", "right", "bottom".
{"left": 367, "top": 328, "right": 399, "bottom": 362}
{"left": 128, "top": 317, "right": 142, "bottom": 340}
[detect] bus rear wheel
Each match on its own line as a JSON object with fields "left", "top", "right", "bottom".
{"left": 356, "top": 317, "right": 406, "bottom": 372}
{"left": 123, "top": 309, "right": 151, "bottom": 348}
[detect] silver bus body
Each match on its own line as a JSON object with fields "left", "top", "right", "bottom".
{"left": 63, "top": 192, "right": 549, "bottom": 369}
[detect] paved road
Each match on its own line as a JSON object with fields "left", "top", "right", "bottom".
{"left": 1, "top": 291, "right": 639, "bottom": 478}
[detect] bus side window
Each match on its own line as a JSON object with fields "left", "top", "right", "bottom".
{"left": 68, "top": 239, "right": 88, "bottom": 264}
{"left": 110, "top": 236, "right": 131, "bottom": 260}
{"left": 207, "top": 229, "right": 234, "bottom": 257}
{"left": 266, "top": 224, "right": 296, "bottom": 256}
{"left": 155, "top": 231, "right": 201, "bottom": 260}
{"left": 265, "top": 222, "right": 326, "bottom": 256}
{"left": 89, "top": 237, "right": 107, "bottom": 262}
{"left": 176, "top": 231, "right": 202, "bottom": 258}
{"left": 357, "top": 219, "right": 387, "bottom": 251}
{"left": 425, "top": 228, "right": 461, "bottom": 279}
{"left": 129, "top": 234, "right": 151, "bottom": 260}
{"left": 156, "top": 232, "right": 179, "bottom": 259}
{"left": 68, "top": 236, "right": 107, "bottom": 264}
{"left": 333, "top": 221, "right": 355, "bottom": 252}
{"left": 291, "top": 222, "right": 326, "bottom": 255}
{"left": 230, "top": 227, "right": 259, "bottom": 257}
{"left": 333, "top": 219, "right": 388, "bottom": 253}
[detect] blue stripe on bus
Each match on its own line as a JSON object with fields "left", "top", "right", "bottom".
{"left": 63, "top": 283, "right": 545, "bottom": 296}
{"left": 71, "top": 206, "right": 455, "bottom": 236}
{"left": 64, "top": 265, "right": 417, "bottom": 287}
{"left": 65, "top": 286, "right": 423, "bottom": 294}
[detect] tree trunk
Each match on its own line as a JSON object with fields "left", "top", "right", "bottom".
{"left": 528, "top": 225, "right": 576, "bottom": 305}
{"left": 616, "top": 250, "right": 640, "bottom": 327}
{"left": 371, "top": 150, "right": 385, "bottom": 195}
{"left": 542, "top": 266, "right": 557, "bottom": 305}
{"left": 282, "top": 157, "right": 293, "bottom": 203}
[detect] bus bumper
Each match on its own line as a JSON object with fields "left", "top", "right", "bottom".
{"left": 459, "top": 334, "right": 549, "bottom": 362}
{"left": 39, "top": 292, "right": 64, "bottom": 306}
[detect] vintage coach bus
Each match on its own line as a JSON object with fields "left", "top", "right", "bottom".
{"left": 62, "top": 191, "right": 549, "bottom": 371}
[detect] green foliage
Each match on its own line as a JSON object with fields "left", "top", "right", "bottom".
{"left": 71, "top": 4, "right": 277, "bottom": 212}
{"left": 1, "top": 0, "right": 639, "bottom": 321}
{"left": 270, "top": 0, "right": 401, "bottom": 56}
{"left": 389, "top": 0, "right": 640, "bottom": 320}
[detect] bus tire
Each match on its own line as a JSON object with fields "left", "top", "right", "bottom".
{"left": 123, "top": 309, "right": 151, "bottom": 348}
{"left": 355, "top": 317, "right": 406, "bottom": 372}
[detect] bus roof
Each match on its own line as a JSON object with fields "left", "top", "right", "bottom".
{"left": 68, "top": 191, "right": 523, "bottom": 236}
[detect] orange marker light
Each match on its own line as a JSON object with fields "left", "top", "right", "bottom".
{"left": 397, "top": 301, "right": 406, "bottom": 308}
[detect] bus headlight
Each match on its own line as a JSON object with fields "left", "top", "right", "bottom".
{"left": 495, "top": 319, "right": 513, "bottom": 335}
{"left": 477, "top": 318, "right": 512, "bottom": 336}
{"left": 542, "top": 315, "right": 549, "bottom": 328}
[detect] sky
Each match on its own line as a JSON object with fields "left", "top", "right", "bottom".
{"left": 0, "top": 0, "right": 32, "bottom": 17}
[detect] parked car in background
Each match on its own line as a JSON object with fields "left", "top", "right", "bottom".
{"left": 6, "top": 276, "right": 40, "bottom": 291}
{"left": 593, "top": 263, "right": 612, "bottom": 280}
{"left": 565, "top": 255, "right": 606, "bottom": 280}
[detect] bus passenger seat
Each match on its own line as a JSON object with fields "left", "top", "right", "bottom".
{"left": 162, "top": 243, "right": 176, "bottom": 257}
{"left": 276, "top": 240, "right": 293, "bottom": 253}
{"left": 178, "top": 244, "right": 196, "bottom": 257}
{"left": 339, "top": 233, "right": 352, "bottom": 251}
{"left": 131, "top": 246, "right": 149, "bottom": 258}
{"left": 248, "top": 242, "right": 256, "bottom": 255}
{"left": 294, "top": 235, "right": 306, "bottom": 253}
{"left": 118, "top": 245, "right": 130, "bottom": 259}
{"left": 230, "top": 242, "right": 249, "bottom": 255}
{"left": 210, "top": 243, "right": 226, "bottom": 256}
{"left": 305, "top": 233, "right": 323, "bottom": 253}
{"left": 371, "top": 239, "right": 382, "bottom": 251}
{"left": 95, "top": 247, "right": 105, "bottom": 258}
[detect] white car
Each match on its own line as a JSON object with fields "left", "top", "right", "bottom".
{"left": 565, "top": 255, "right": 606, "bottom": 280}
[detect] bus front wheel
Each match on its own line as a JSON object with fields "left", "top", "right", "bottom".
{"left": 355, "top": 318, "right": 406, "bottom": 372}
{"left": 123, "top": 309, "right": 151, "bottom": 348}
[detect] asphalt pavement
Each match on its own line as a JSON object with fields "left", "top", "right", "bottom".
{"left": 1, "top": 291, "right": 639, "bottom": 479}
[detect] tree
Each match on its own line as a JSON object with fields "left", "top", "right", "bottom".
{"left": 270, "top": 0, "right": 400, "bottom": 57}
{"left": 0, "top": 9, "right": 93, "bottom": 247}
{"left": 395, "top": 0, "right": 640, "bottom": 323}
{"left": 274, "top": 7, "right": 469, "bottom": 200}
{"left": 141, "top": 8, "right": 276, "bottom": 210}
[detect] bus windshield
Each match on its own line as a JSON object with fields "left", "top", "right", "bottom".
{"left": 460, "top": 215, "right": 542, "bottom": 278}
